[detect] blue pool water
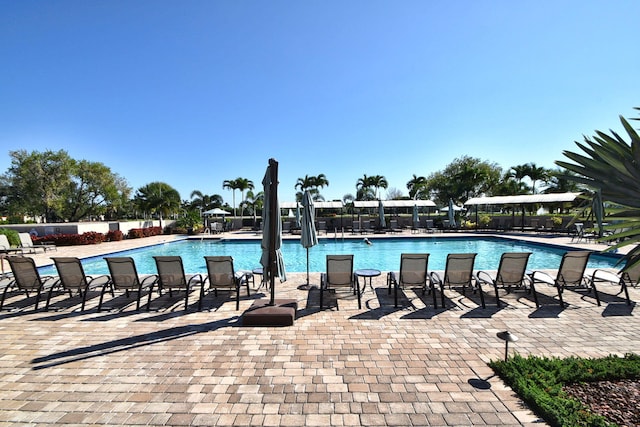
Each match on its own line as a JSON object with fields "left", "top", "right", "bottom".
{"left": 39, "top": 236, "right": 621, "bottom": 275}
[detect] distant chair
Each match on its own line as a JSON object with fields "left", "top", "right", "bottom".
{"left": 351, "top": 219, "right": 362, "bottom": 235}
{"left": 387, "top": 253, "right": 430, "bottom": 308}
{"left": 429, "top": 253, "right": 478, "bottom": 308}
{"left": 52, "top": 257, "right": 111, "bottom": 311}
{"left": 18, "top": 232, "right": 56, "bottom": 254}
{"left": 476, "top": 252, "right": 532, "bottom": 307}
{"left": 0, "top": 234, "right": 25, "bottom": 255}
{"left": 3, "top": 256, "right": 61, "bottom": 310}
{"left": 361, "top": 220, "right": 372, "bottom": 234}
{"left": 316, "top": 221, "right": 327, "bottom": 235}
{"left": 282, "top": 221, "right": 291, "bottom": 234}
{"left": 153, "top": 256, "right": 203, "bottom": 311}
{"left": 202, "top": 256, "right": 250, "bottom": 310}
{"left": 530, "top": 251, "right": 592, "bottom": 307}
{"left": 424, "top": 219, "right": 435, "bottom": 234}
{"left": 590, "top": 262, "right": 639, "bottom": 306}
{"left": 104, "top": 257, "right": 158, "bottom": 311}
{"left": 388, "top": 219, "right": 402, "bottom": 234}
{"left": 320, "top": 255, "right": 357, "bottom": 310}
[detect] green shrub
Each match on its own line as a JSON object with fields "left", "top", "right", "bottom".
{"left": 489, "top": 353, "right": 640, "bottom": 427}
{"left": 0, "top": 228, "right": 20, "bottom": 247}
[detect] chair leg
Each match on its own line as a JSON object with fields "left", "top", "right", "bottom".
{"left": 440, "top": 284, "right": 446, "bottom": 308}
{"left": 590, "top": 282, "right": 601, "bottom": 306}
{"left": 236, "top": 284, "right": 240, "bottom": 311}
{"left": 431, "top": 282, "right": 438, "bottom": 309}
{"left": 477, "top": 284, "right": 486, "bottom": 309}
{"left": 557, "top": 285, "right": 564, "bottom": 307}
{"left": 394, "top": 282, "right": 398, "bottom": 308}
{"left": 530, "top": 282, "right": 540, "bottom": 307}
{"left": 494, "top": 285, "right": 502, "bottom": 308}
{"left": 356, "top": 282, "right": 361, "bottom": 310}
{"left": 146, "top": 285, "right": 154, "bottom": 311}
{"left": 320, "top": 286, "right": 324, "bottom": 310}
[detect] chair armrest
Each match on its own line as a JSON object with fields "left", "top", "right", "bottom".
{"left": 475, "top": 270, "right": 493, "bottom": 285}
{"left": 387, "top": 271, "right": 398, "bottom": 286}
{"left": 86, "top": 274, "right": 111, "bottom": 289}
{"left": 591, "top": 269, "right": 620, "bottom": 284}
{"left": 187, "top": 274, "right": 203, "bottom": 286}
{"left": 140, "top": 274, "right": 158, "bottom": 288}
{"left": 429, "top": 271, "right": 443, "bottom": 285}
{"left": 530, "top": 270, "right": 555, "bottom": 285}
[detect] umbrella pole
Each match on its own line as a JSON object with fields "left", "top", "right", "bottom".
{"left": 268, "top": 159, "right": 278, "bottom": 306}
{"left": 306, "top": 248, "right": 310, "bottom": 286}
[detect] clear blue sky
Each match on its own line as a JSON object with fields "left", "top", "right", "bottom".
{"left": 1, "top": 1, "right": 638, "bottom": 205}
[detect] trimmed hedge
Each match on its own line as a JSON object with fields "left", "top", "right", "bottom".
{"left": 128, "top": 226, "right": 162, "bottom": 239}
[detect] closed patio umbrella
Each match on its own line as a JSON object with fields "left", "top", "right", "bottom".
{"left": 412, "top": 204, "right": 419, "bottom": 228}
{"left": 300, "top": 190, "right": 318, "bottom": 289}
{"left": 295, "top": 202, "right": 301, "bottom": 229}
{"left": 260, "top": 158, "right": 286, "bottom": 305}
{"left": 448, "top": 199, "right": 457, "bottom": 228}
{"left": 378, "top": 200, "right": 386, "bottom": 229}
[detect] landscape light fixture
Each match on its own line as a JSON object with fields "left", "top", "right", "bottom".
{"left": 496, "top": 331, "right": 518, "bottom": 361}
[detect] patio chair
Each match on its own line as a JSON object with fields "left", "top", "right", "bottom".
{"left": 320, "top": 254, "right": 358, "bottom": 310}
{"left": 18, "top": 232, "right": 56, "bottom": 253}
{"left": 0, "top": 234, "right": 25, "bottom": 254}
{"left": 202, "top": 256, "right": 250, "bottom": 310}
{"left": 52, "top": 257, "right": 112, "bottom": 311}
{"left": 590, "top": 261, "right": 639, "bottom": 306}
{"left": 103, "top": 257, "right": 158, "bottom": 311}
{"left": 351, "top": 219, "right": 362, "bottom": 235}
{"left": 387, "top": 253, "right": 430, "bottom": 308}
{"left": 530, "top": 251, "right": 592, "bottom": 307}
{"left": 153, "top": 256, "right": 203, "bottom": 311}
{"left": 2, "top": 256, "right": 61, "bottom": 310}
{"left": 388, "top": 220, "right": 402, "bottom": 234}
{"left": 476, "top": 252, "right": 532, "bottom": 308}
{"left": 429, "top": 253, "right": 478, "bottom": 309}
{"left": 316, "top": 221, "right": 327, "bottom": 235}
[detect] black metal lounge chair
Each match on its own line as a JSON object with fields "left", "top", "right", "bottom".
{"left": 2, "top": 256, "right": 61, "bottom": 310}
{"left": 429, "top": 253, "right": 478, "bottom": 308}
{"left": 590, "top": 261, "right": 639, "bottom": 306}
{"left": 530, "top": 251, "right": 592, "bottom": 307}
{"left": 103, "top": 257, "right": 158, "bottom": 311}
{"left": 153, "top": 256, "right": 203, "bottom": 311}
{"left": 387, "top": 253, "right": 430, "bottom": 308}
{"left": 52, "top": 257, "right": 112, "bottom": 311}
{"left": 476, "top": 252, "right": 532, "bottom": 307}
{"left": 202, "top": 256, "right": 249, "bottom": 310}
{"left": 320, "top": 254, "right": 357, "bottom": 310}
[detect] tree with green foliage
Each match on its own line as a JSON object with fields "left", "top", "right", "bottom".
{"left": 556, "top": 108, "right": 640, "bottom": 269}
{"left": 1, "top": 149, "right": 129, "bottom": 222}
{"left": 295, "top": 174, "right": 329, "bottom": 201}
{"left": 134, "top": 182, "right": 180, "bottom": 229}
{"left": 223, "top": 177, "right": 253, "bottom": 217}
{"left": 406, "top": 174, "right": 428, "bottom": 200}
{"left": 241, "top": 189, "right": 264, "bottom": 226}
{"left": 426, "top": 156, "right": 502, "bottom": 205}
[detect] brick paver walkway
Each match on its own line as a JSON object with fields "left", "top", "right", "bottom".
{"left": 0, "top": 233, "right": 638, "bottom": 426}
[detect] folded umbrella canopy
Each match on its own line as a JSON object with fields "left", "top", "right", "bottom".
{"left": 448, "top": 199, "right": 457, "bottom": 228}
{"left": 300, "top": 190, "right": 318, "bottom": 288}
{"left": 412, "top": 204, "right": 419, "bottom": 228}
{"left": 260, "top": 158, "right": 286, "bottom": 305}
{"left": 378, "top": 200, "right": 386, "bottom": 229}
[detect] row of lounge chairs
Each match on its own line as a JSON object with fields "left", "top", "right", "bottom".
{"left": 384, "top": 251, "right": 638, "bottom": 309}
{"left": 0, "top": 233, "right": 57, "bottom": 255}
{"left": 0, "top": 255, "right": 250, "bottom": 312}
{"left": 2, "top": 251, "right": 637, "bottom": 313}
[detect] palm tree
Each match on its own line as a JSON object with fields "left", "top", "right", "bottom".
{"left": 356, "top": 174, "right": 373, "bottom": 201}
{"left": 189, "top": 190, "right": 209, "bottom": 215}
{"left": 556, "top": 108, "right": 640, "bottom": 268}
{"left": 510, "top": 164, "right": 529, "bottom": 184}
{"left": 295, "top": 174, "right": 330, "bottom": 201}
{"left": 406, "top": 174, "right": 428, "bottom": 199}
{"left": 241, "top": 190, "right": 264, "bottom": 227}
{"left": 134, "top": 182, "right": 181, "bottom": 229}
{"left": 369, "top": 175, "right": 388, "bottom": 200}
{"left": 525, "top": 163, "right": 548, "bottom": 194}
{"left": 234, "top": 178, "right": 254, "bottom": 218}
{"left": 223, "top": 178, "right": 254, "bottom": 217}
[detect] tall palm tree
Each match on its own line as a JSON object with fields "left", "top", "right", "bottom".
{"left": 234, "top": 178, "right": 254, "bottom": 218}
{"left": 369, "top": 175, "right": 388, "bottom": 200}
{"left": 356, "top": 174, "right": 373, "bottom": 201}
{"left": 295, "top": 174, "right": 330, "bottom": 201}
{"left": 406, "top": 174, "right": 428, "bottom": 199}
{"left": 222, "top": 179, "right": 238, "bottom": 216}
{"left": 510, "top": 164, "right": 529, "bottom": 184}
{"left": 556, "top": 109, "right": 640, "bottom": 268}
{"left": 241, "top": 190, "right": 264, "bottom": 227}
{"left": 525, "top": 163, "right": 548, "bottom": 194}
{"left": 135, "top": 182, "right": 181, "bottom": 229}
{"left": 189, "top": 190, "right": 209, "bottom": 215}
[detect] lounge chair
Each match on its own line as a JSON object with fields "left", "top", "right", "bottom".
{"left": 590, "top": 262, "right": 639, "bottom": 306}
{"left": 476, "top": 252, "right": 532, "bottom": 308}
{"left": 361, "top": 220, "right": 373, "bottom": 234}
{"left": 153, "top": 256, "right": 203, "bottom": 311}
{"left": 429, "top": 253, "right": 478, "bottom": 308}
{"left": 103, "top": 257, "right": 158, "bottom": 311}
{"left": 530, "top": 251, "right": 592, "bottom": 307}
{"left": 351, "top": 220, "right": 361, "bottom": 235}
{"left": 387, "top": 253, "right": 430, "bottom": 307}
{"left": 316, "top": 221, "right": 327, "bottom": 235}
{"left": 202, "top": 256, "right": 250, "bottom": 310}
{"left": 571, "top": 223, "right": 595, "bottom": 243}
{"left": 52, "top": 257, "right": 112, "bottom": 311}
{"left": 388, "top": 219, "right": 402, "bottom": 234}
{"left": 2, "top": 256, "right": 61, "bottom": 310}
{"left": 320, "top": 254, "right": 358, "bottom": 309}
{"left": 18, "top": 232, "right": 56, "bottom": 253}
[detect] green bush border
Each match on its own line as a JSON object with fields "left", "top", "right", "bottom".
{"left": 489, "top": 353, "right": 640, "bottom": 427}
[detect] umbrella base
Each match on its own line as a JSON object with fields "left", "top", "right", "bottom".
{"left": 241, "top": 299, "right": 297, "bottom": 327}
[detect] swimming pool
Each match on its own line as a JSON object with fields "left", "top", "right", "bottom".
{"left": 39, "top": 236, "right": 621, "bottom": 275}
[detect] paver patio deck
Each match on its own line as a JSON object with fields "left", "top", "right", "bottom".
{"left": 0, "top": 231, "right": 638, "bottom": 426}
